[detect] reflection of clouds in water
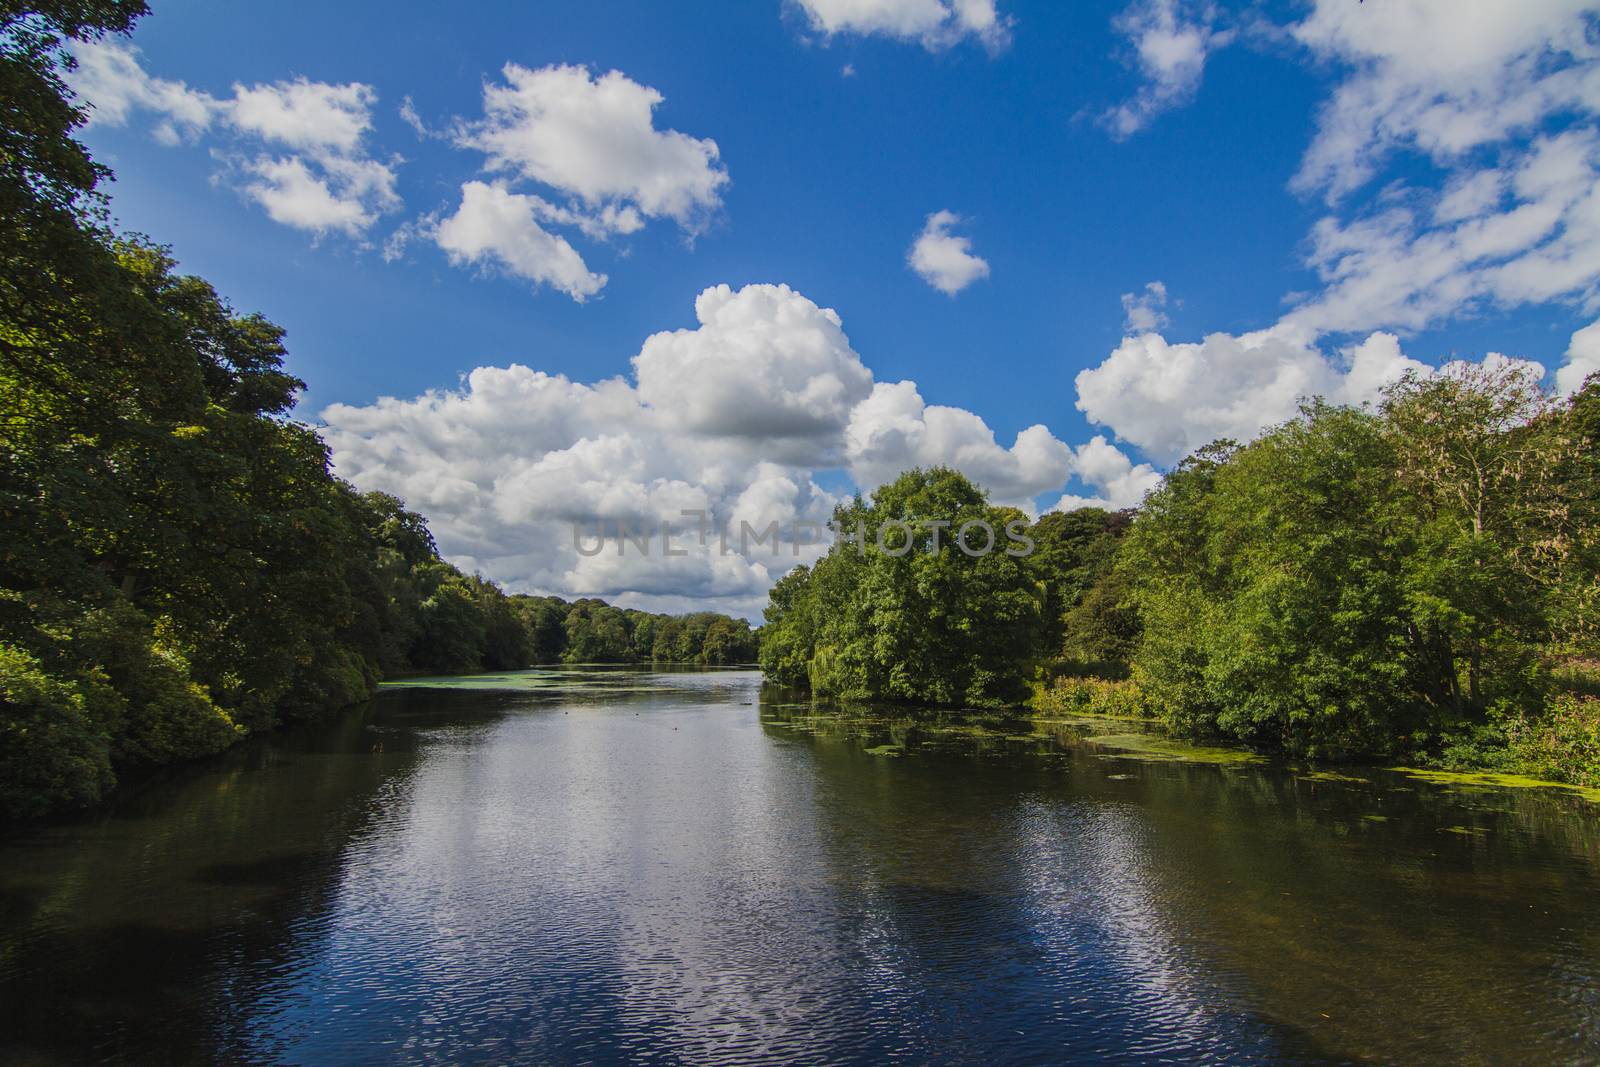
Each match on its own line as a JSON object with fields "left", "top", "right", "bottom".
{"left": 1010, "top": 797, "right": 1266, "bottom": 1058}
{"left": 250, "top": 681, "right": 867, "bottom": 1062}
{"left": 252, "top": 714, "right": 641, "bottom": 1060}
{"left": 597, "top": 711, "right": 843, "bottom": 1061}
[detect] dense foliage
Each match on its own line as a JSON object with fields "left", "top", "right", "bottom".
{"left": 1103, "top": 365, "right": 1600, "bottom": 772}
{"left": 514, "top": 595, "right": 756, "bottom": 667}
{"left": 760, "top": 468, "right": 1042, "bottom": 708}
{"left": 765, "top": 372, "right": 1600, "bottom": 784}
{"left": 0, "top": 4, "right": 752, "bottom": 819}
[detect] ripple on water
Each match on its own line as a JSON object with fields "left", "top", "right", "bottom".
{"left": 0, "top": 671, "right": 1597, "bottom": 1066}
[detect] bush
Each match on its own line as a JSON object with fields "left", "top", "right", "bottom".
{"left": 1033, "top": 676, "right": 1153, "bottom": 719}
{"left": 1504, "top": 694, "right": 1600, "bottom": 789}
{"left": 72, "top": 604, "right": 241, "bottom": 766}
{"left": 0, "top": 645, "right": 116, "bottom": 819}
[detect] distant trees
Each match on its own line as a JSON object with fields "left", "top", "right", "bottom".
{"left": 537, "top": 600, "right": 756, "bottom": 666}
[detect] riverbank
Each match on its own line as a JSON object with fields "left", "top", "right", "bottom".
{"left": 1032, "top": 671, "right": 1600, "bottom": 793}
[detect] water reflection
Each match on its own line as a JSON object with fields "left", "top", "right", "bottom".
{"left": 0, "top": 669, "right": 1595, "bottom": 1065}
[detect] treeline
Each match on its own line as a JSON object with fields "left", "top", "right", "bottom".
{"left": 0, "top": 3, "right": 751, "bottom": 820}
{"left": 376, "top": 543, "right": 756, "bottom": 676}
{"left": 515, "top": 597, "right": 756, "bottom": 668}
{"left": 761, "top": 365, "right": 1600, "bottom": 785}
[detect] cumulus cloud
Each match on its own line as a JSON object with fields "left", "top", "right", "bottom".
{"left": 324, "top": 283, "right": 1112, "bottom": 613}
{"left": 1102, "top": 0, "right": 1233, "bottom": 139}
{"left": 908, "top": 210, "right": 990, "bottom": 295}
{"left": 1078, "top": 323, "right": 1329, "bottom": 462}
{"left": 228, "top": 78, "right": 377, "bottom": 154}
{"left": 69, "top": 47, "right": 729, "bottom": 291}
{"left": 69, "top": 41, "right": 399, "bottom": 237}
{"left": 1121, "top": 280, "right": 1169, "bottom": 333}
{"left": 432, "top": 181, "right": 607, "bottom": 301}
{"left": 1556, "top": 319, "right": 1600, "bottom": 396}
{"left": 634, "top": 284, "right": 873, "bottom": 449}
{"left": 790, "top": 0, "right": 1012, "bottom": 52}
{"left": 844, "top": 381, "right": 1073, "bottom": 508}
{"left": 1049, "top": 435, "right": 1163, "bottom": 512}
{"left": 455, "top": 63, "right": 728, "bottom": 236}
{"left": 69, "top": 37, "right": 216, "bottom": 144}
{"left": 1072, "top": 321, "right": 1558, "bottom": 464}
{"left": 241, "top": 156, "right": 388, "bottom": 235}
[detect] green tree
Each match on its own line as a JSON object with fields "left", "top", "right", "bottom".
{"left": 759, "top": 468, "right": 1042, "bottom": 707}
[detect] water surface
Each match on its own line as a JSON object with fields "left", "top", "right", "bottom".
{"left": 1, "top": 667, "right": 1597, "bottom": 1065}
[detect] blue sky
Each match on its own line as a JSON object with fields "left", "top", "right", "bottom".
{"left": 71, "top": 0, "right": 1600, "bottom": 612}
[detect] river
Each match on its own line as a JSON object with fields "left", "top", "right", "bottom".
{"left": 1, "top": 667, "right": 1596, "bottom": 1065}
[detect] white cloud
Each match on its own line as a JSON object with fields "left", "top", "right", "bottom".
{"left": 1092, "top": 2, "right": 1600, "bottom": 338}
{"left": 1049, "top": 435, "right": 1163, "bottom": 512}
{"left": 70, "top": 41, "right": 400, "bottom": 238}
{"left": 1556, "top": 318, "right": 1600, "bottom": 396}
{"left": 324, "top": 283, "right": 1091, "bottom": 612}
{"left": 456, "top": 63, "right": 728, "bottom": 236}
{"left": 634, "top": 284, "right": 874, "bottom": 449}
{"left": 1290, "top": 0, "right": 1600, "bottom": 204}
{"left": 1076, "top": 0, "right": 1600, "bottom": 463}
{"left": 844, "top": 381, "right": 1074, "bottom": 509}
{"left": 1286, "top": 128, "right": 1600, "bottom": 336}
{"left": 228, "top": 78, "right": 375, "bottom": 153}
{"left": 1077, "top": 323, "right": 1330, "bottom": 462}
{"left": 432, "top": 181, "right": 607, "bottom": 301}
{"left": 399, "top": 96, "right": 429, "bottom": 138}
{"left": 68, "top": 47, "right": 730, "bottom": 286}
{"left": 242, "top": 157, "right": 380, "bottom": 236}
{"left": 1072, "top": 320, "right": 1559, "bottom": 464}
{"left": 1102, "top": 0, "right": 1232, "bottom": 139}
{"left": 908, "top": 210, "right": 990, "bottom": 295}
{"left": 1076, "top": 324, "right": 1449, "bottom": 463}
{"left": 69, "top": 38, "right": 217, "bottom": 144}
{"left": 1121, "top": 280, "right": 1169, "bottom": 332}
{"left": 791, "top": 0, "right": 1012, "bottom": 52}
{"left": 1277, "top": 1, "right": 1600, "bottom": 334}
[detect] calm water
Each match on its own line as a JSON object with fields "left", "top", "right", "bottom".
{"left": 1, "top": 668, "right": 1597, "bottom": 1066}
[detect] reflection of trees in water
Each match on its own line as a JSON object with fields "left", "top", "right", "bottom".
{"left": 0, "top": 701, "right": 439, "bottom": 1065}
{"left": 759, "top": 696, "right": 1303, "bottom": 1061}
{"left": 1128, "top": 760, "right": 1600, "bottom": 1063}
{"left": 760, "top": 694, "right": 1600, "bottom": 1065}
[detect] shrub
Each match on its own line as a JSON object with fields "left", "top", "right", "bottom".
{"left": 0, "top": 645, "right": 116, "bottom": 819}
{"left": 1033, "top": 676, "right": 1153, "bottom": 719}
{"left": 1504, "top": 694, "right": 1600, "bottom": 789}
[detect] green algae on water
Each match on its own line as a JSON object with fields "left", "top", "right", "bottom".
{"left": 1296, "top": 770, "right": 1370, "bottom": 784}
{"left": 1388, "top": 767, "right": 1600, "bottom": 805}
{"left": 1087, "top": 733, "right": 1266, "bottom": 765}
{"left": 380, "top": 669, "right": 674, "bottom": 694}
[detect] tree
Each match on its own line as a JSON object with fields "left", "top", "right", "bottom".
{"left": 563, "top": 603, "right": 631, "bottom": 663}
{"left": 759, "top": 468, "right": 1042, "bottom": 707}
{"left": 1381, "top": 362, "right": 1558, "bottom": 710}
{"left": 513, "top": 596, "right": 569, "bottom": 663}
